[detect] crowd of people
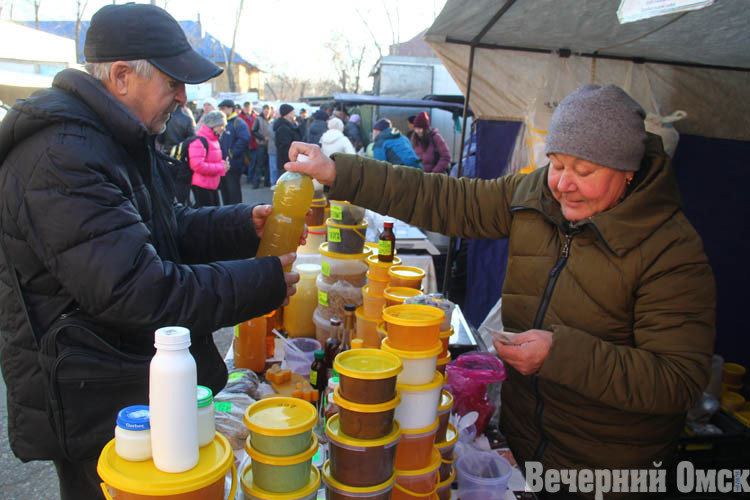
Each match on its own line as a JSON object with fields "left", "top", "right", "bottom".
{"left": 163, "top": 97, "right": 456, "bottom": 207}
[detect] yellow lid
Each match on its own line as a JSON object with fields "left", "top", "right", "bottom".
{"left": 326, "top": 218, "right": 369, "bottom": 230}
{"left": 367, "top": 253, "right": 402, "bottom": 268}
{"left": 318, "top": 242, "right": 369, "bottom": 260}
{"left": 381, "top": 337, "right": 443, "bottom": 359}
{"left": 383, "top": 304, "right": 444, "bottom": 327}
{"left": 439, "top": 328, "right": 454, "bottom": 339}
{"left": 377, "top": 322, "right": 387, "bottom": 337}
{"left": 97, "top": 433, "right": 233, "bottom": 495}
{"left": 311, "top": 198, "right": 327, "bottom": 207}
{"left": 355, "top": 305, "right": 380, "bottom": 323}
{"left": 435, "top": 423, "right": 458, "bottom": 449}
{"left": 438, "top": 390, "right": 454, "bottom": 412}
{"left": 724, "top": 362, "right": 746, "bottom": 375}
{"left": 322, "top": 460, "right": 396, "bottom": 494}
{"left": 401, "top": 417, "right": 439, "bottom": 436}
{"left": 326, "top": 413, "right": 402, "bottom": 448}
{"left": 307, "top": 224, "right": 326, "bottom": 234}
{"left": 351, "top": 338, "right": 365, "bottom": 349}
{"left": 245, "top": 434, "right": 318, "bottom": 465}
{"left": 383, "top": 287, "right": 422, "bottom": 303}
{"left": 396, "top": 371, "right": 444, "bottom": 392}
{"left": 334, "top": 348, "right": 402, "bottom": 380}
{"left": 333, "top": 386, "right": 401, "bottom": 413}
{"left": 362, "top": 284, "right": 385, "bottom": 299}
{"left": 388, "top": 265, "right": 425, "bottom": 280}
{"left": 243, "top": 397, "right": 317, "bottom": 437}
{"left": 437, "top": 351, "right": 451, "bottom": 367}
{"left": 366, "top": 270, "right": 389, "bottom": 283}
{"left": 437, "top": 464, "right": 456, "bottom": 488}
{"left": 395, "top": 447, "right": 442, "bottom": 477}
{"left": 241, "top": 463, "right": 321, "bottom": 499}
{"left": 722, "top": 391, "right": 745, "bottom": 405}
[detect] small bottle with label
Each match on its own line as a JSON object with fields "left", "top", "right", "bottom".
{"left": 324, "top": 318, "right": 342, "bottom": 379}
{"left": 309, "top": 350, "right": 327, "bottom": 394}
{"left": 378, "top": 221, "right": 396, "bottom": 262}
{"left": 342, "top": 304, "right": 356, "bottom": 351}
{"left": 115, "top": 405, "right": 152, "bottom": 462}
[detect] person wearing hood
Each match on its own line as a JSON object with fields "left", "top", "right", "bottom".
{"left": 371, "top": 118, "right": 421, "bottom": 168}
{"left": 273, "top": 104, "right": 302, "bottom": 182}
{"left": 306, "top": 108, "right": 329, "bottom": 145}
{"left": 344, "top": 113, "right": 367, "bottom": 152}
{"left": 189, "top": 110, "right": 229, "bottom": 207}
{"left": 320, "top": 117, "right": 356, "bottom": 157}
{"left": 0, "top": 5, "right": 301, "bottom": 497}
{"left": 410, "top": 111, "right": 452, "bottom": 174}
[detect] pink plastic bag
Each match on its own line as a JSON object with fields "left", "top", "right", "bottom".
{"left": 445, "top": 351, "right": 506, "bottom": 434}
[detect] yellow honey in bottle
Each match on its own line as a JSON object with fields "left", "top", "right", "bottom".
{"left": 256, "top": 171, "right": 314, "bottom": 270}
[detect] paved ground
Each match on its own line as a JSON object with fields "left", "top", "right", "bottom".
{"left": 0, "top": 181, "right": 272, "bottom": 500}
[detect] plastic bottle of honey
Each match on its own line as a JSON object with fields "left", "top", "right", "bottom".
{"left": 378, "top": 221, "right": 396, "bottom": 262}
{"left": 256, "top": 169, "right": 314, "bottom": 271}
{"left": 234, "top": 316, "right": 267, "bottom": 373}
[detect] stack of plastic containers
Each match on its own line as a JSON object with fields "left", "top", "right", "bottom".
{"left": 373, "top": 304, "right": 445, "bottom": 499}
{"left": 323, "top": 348, "right": 403, "bottom": 499}
{"left": 327, "top": 201, "right": 367, "bottom": 255}
{"left": 357, "top": 253, "right": 402, "bottom": 348}
{"left": 240, "top": 398, "right": 321, "bottom": 500}
{"left": 434, "top": 390, "right": 456, "bottom": 498}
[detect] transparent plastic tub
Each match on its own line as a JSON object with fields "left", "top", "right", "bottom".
{"left": 329, "top": 200, "right": 366, "bottom": 225}
{"left": 285, "top": 337, "right": 321, "bottom": 377}
{"left": 455, "top": 451, "right": 512, "bottom": 500}
{"left": 319, "top": 242, "right": 369, "bottom": 286}
{"left": 316, "top": 274, "right": 363, "bottom": 321}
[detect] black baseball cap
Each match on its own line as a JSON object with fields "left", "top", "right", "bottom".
{"left": 84, "top": 3, "right": 223, "bottom": 84}
{"left": 218, "top": 99, "right": 235, "bottom": 109}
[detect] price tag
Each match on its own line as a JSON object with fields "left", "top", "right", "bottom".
{"left": 214, "top": 402, "right": 232, "bottom": 412}
{"left": 318, "top": 290, "right": 328, "bottom": 306}
{"left": 228, "top": 372, "right": 244, "bottom": 382}
{"left": 234, "top": 325, "right": 239, "bottom": 338}
{"left": 378, "top": 240, "right": 392, "bottom": 255}
{"left": 321, "top": 260, "right": 330, "bottom": 276}
{"left": 331, "top": 205, "right": 343, "bottom": 220}
{"left": 328, "top": 227, "right": 341, "bottom": 243}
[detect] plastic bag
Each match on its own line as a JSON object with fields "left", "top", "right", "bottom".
{"left": 224, "top": 368, "right": 263, "bottom": 400}
{"left": 445, "top": 352, "right": 506, "bottom": 435}
{"left": 403, "top": 293, "right": 455, "bottom": 331}
{"left": 213, "top": 391, "right": 255, "bottom": 451}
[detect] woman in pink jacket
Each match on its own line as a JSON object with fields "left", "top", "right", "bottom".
{"left": 190, "top": 110, "right": 229, "bottom": 207}
{"left": 410, "top": 111, "right": 452, "bottom": 173}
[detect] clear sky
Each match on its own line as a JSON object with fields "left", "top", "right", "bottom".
{"left": 1, "top": 0, "right": 448, "bottom": 82}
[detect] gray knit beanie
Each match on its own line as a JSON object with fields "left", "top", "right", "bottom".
{"left": 545, "top": 84, "right": 647, "bottom": 171}
{"left": 203, "top": 110, "right": 227, "bottom": 129}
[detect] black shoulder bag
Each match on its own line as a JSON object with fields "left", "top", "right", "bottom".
{"left": 0, "top": 237, "right": 152, "bottom": 463}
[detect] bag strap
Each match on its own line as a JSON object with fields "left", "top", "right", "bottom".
{"left": 0, "top": 235, "right": 41, "bottom": 347}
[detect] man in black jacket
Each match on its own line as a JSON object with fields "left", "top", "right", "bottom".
{"left": 218, "top": 98, "right": 250, "bottom": 204}
{"left": 0, "top": 4, "right": 299, "bottom": 499}
{"left": 273, "top": 104, "right": 302, "bottom": 180}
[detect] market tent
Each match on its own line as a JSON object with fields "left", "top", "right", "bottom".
{"left": 425, "top": 0, "right": 750, "bottom": 366}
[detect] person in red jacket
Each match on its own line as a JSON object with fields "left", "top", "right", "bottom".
{"left": 410, "top": 111, "right": 452, "bottom": 173}
{"left": 239, "top": 101, "right": 258, "bottom": 183}
{"left": 190, "top": 111, "right": 229, "bottom": 207}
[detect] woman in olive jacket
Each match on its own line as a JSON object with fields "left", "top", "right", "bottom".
{"left": 285, "top": 85, "right": 715, "bottom": 498}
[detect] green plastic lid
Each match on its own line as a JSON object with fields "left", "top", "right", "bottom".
{"left": 196, "top": 386, "right": 213, "bottom": 408}
{"left": 314, "top": 350, "right": 325, "bottom": 360}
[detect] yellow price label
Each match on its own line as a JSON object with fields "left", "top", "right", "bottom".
{"left": 234, "top": 325, "right": 239, "bottom": 338}
{"left": 378, "top": 240, "right": 392, "bottom": 255}
{"left": 331, "top": 205, "right": 343, "bottom": 220}
{"left": 321, "top": 260, "right": 330, "bottom": 276}
{"left": 328, "top": 227, "right": 341, "bottom": 242}
{"left": 318, "top": 290, "right": 328, "bottom": 306}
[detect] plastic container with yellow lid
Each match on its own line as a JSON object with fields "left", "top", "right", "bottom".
{"left": 326, "top": 414, "right": 401, "bottom": 487}
{"left": 362, "top": 285, "right": 387, "bottom": 319}
{"left": 334, "top": 348, "right": 403, "bottom": 404}
{"left": 366, "top": 253, "right": 402, "bottom": 281}
{"left": 241, "top": 463, "right": 320, "bottom": 500}
{"left": 439, "top": 328, "right": 453, "bottom": 357}
{"left": 437, "top": 351, "right": 451, "bottom": 377}
{"left": 395, "top": 372, "right": 444, "bottom": 430}
{"left": 436, "top": 390, "right": 454, "bottom": 442}
{"left": 383, "top": 287, "right": 422, "bottom": 307}
{"left": 394, "top": 417, "right": 439, "bottom": 471}
{"left": 723, "top": 362, "right": 746, "bottom": 387}
{"left": 329, "top": 200, "right": 366, "bottom": 225}
{"left": 393, "top": 447, "right": 441, "bottom": 500}
{"left": 365, "top": 271, "right": 389, "bottom": 295}
{"left": 387, "top": 265, "right": 425, "bottom": 289}
{"left": 435, "top": 423, "right": 458, "bottom": 482}
{"left": 382, "top": 304, "right": 445, "bottom": 351}
{"left": 436, "top": 466, "right": 455, "bottom": 500}
{"left": 322, "top": 460, "right": 395, "bottom": 500}
{"left": 318, "top": 242, "right": 369, "bottom": 286}
{"left": 381, "top": 337, "right": 443, "bottom": 386}
{"left": 333, "top": 387, "right": 401, "bottom": 440}
{"left": 245, "top": 434, "right": 319, "bottom": 493}
{"left": 97, "top": 432, "right": 236, "bottom": 500}
{"left": 243, "top": 398, "right": 317, "bottom": 456}
{"left": 327, "top": 218, "right": 368, "bottom": 254}
{"left": 355, "top": 305, "right": 383, "bottom": 348}
{"left": 297, "top": 225, "right": 325, "bottom": 255}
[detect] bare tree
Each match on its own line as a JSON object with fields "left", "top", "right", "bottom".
{"left": 220, "top": 0, "right": 245, "bottom": 93}
{"left": 325, "top": 32, "right": 369, "bottom": 95}
{"left": 74, "top": 0, "right": 89, "bottom": 63}
{"left": 265, "top": 72, "right": 338, "bottom": 102}
{"left": 29, "top": 0, "right": 41, "bottom": 29}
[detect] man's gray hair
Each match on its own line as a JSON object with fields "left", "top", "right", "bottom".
{"left": 85, "top": 59, "right": 155, "bottom": 82}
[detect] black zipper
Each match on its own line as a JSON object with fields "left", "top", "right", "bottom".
{"left": 531, "top": 231, "right": 573, "bottom": 462}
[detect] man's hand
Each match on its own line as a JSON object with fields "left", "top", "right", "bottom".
{"left": 494, "top": 329, "right": 553, "bottom": 375}
{"left": 285, "top": 141, "right": 337, "bottom": 186}
{"left": 278, "top": 253, "right": 299, "bottom": 307}
{"left": 253, "top": 204, "right": 308, "bottom": 246}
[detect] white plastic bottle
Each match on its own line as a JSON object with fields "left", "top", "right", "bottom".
{"left": 149, "top": 326, "right": 199, "bottom": 472}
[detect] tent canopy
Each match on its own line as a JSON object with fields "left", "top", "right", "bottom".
{"left": 425, "top": 0, "right": 750, "bottom": 140}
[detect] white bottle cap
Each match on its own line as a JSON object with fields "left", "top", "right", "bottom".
{"left": 154, "top": 326, "right": 191, "bottom": 350}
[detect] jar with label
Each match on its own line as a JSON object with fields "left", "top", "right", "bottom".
{"left": 196, "top": 385, "right": 215, "bottom": 447}
{"left": 310, "top": 349, "right": 328, "bottom": 393}
{"left": 378, "top": 221, "right": 396, "bottom": 262}
{"left": 115, "top": 405, "right": 152, "bottom": 462}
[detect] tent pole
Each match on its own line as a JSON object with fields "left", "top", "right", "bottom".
{"left": 441, "top": 43, "right": 476, "bottom": 297}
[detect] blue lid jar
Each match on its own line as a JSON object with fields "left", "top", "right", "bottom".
{"left": 117, "top": 405, "right": 150, "bottom": 431}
